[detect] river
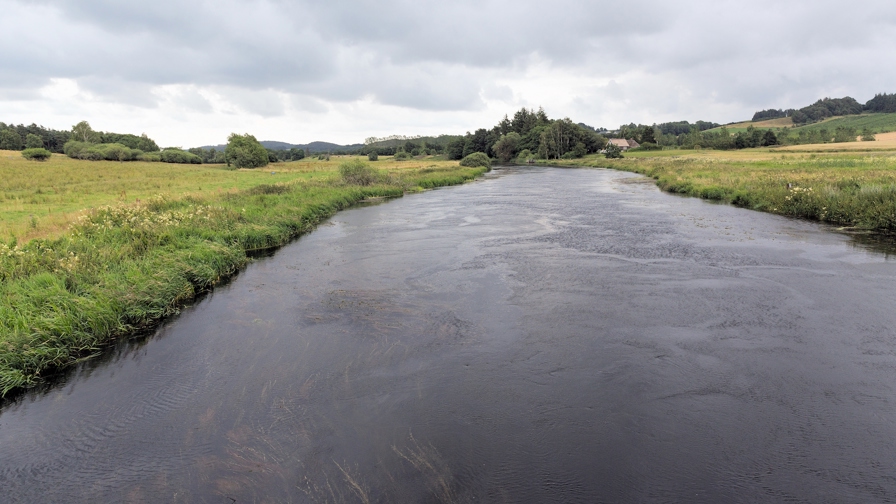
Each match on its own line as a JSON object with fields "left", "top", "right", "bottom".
{"left": 2, "top": 167, "right": 896, "bottom": 503}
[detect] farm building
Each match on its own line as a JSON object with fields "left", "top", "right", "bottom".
{"left": 608, "top": 138, "right": 640, "bottom": 151}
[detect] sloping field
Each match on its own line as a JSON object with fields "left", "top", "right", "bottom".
{"left": 776, "top": 131, "right": 896, "bottom": 151}
{"left": 725, "top": 117, "right": 794, "bottom": 129}
{"left": 707, "top": 117, "right": 793, "bottom": 133}
{"left": 790, "top": 113, "right": 896, "bottom": 134}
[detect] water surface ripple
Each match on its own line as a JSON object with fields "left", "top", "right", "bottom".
{"left": 2, "top": 167, "right": 896, "bottom": 503}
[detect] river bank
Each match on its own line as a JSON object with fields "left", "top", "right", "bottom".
{"left": 549, "top": 148, "right": 896, "bottom": 233}
{"left": 0, "top": 157, "right": 486, "bottom": 396}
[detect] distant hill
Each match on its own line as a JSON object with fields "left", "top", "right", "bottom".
{"left": 197, "top": 140, "right": 364, "bottom": 153}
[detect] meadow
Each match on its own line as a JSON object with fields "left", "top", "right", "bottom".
{"left": 552, "top": 144, "right": 896, "bottom": 232}
{"left": 0, "top": 153, "right": 485, "bottom": 396}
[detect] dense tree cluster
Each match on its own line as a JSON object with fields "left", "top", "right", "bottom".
{"left": 864, "top": 93, "right": 896, "bottom": 113}
{"left": 751, "top": 109, "right": 789, "bottom": 121}
{"left": 790, "top": 97, "right": 863, "bottom": 124}
{"left": 443, "top": 107, "right": 607, "bottom": 162}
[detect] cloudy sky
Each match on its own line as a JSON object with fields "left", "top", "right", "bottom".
{"left": 2, "top": 0, "right": 895, "bottom": 147}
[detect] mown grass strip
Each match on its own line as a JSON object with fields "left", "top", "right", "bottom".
{"left": 0, "top": 164, "right": 486, "bottom": 396}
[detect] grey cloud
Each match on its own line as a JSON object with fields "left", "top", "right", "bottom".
{"left": 3, "top": 0, "right": 896, "bottom": 119}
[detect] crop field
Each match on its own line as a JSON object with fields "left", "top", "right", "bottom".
{"left": 711, "top": 117, "right": 794, "bottom": 133}
{"left": 553, "top": 146, "right": 896, "bottom": 232}
{"left": 0, "top": 151, "right": 460, "bottom": 242}
{"left": 0, "top": 153, "right": 484, "bottom": 395}
{"left": 789, "top": 113, "right": 896, "bottom": 135}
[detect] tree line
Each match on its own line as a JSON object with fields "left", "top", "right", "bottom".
{"left": 0, "top": 121, "right": 161, "bottom": 153}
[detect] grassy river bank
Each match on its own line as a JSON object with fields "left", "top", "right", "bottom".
{"left": 551, "top": 143, "right": 896, "bottom": 233}
{"left": 0, "top": 153, "right": 485, "bottom": 396}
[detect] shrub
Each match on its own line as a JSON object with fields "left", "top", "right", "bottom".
{"left": 21, "top": 148, "right": 52, "bottom": 161}
{"left": 225, "top": 133, "right": 268, "bottom": 168}
{"left": 139, "top": 152, "right": 161, "bottom": 162}
{"left": 159, "top": 148, "right": 202, "bottom": 164}
{"left": 394, "top": 151, "right": 411, "bottom": 161}
{"left": 368, "top": 151, "right": 379, "bottom": 161}
{"left": 517, "top": 149, "right": 533, "bottom": 162}
{"left": 63, "top": 141, "right": 143, "bottom": 161}
{"left": 459, "top": 152, "right": 491, "bottom": 168}
{"left": 339, "top": 159, "right": 381, "bottom": 186}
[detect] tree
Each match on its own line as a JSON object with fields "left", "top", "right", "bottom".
{"left": 0, "top": 129, "right": 23, "bottom": 150}
{"left": 71, "top": 121, "right": 99, "bottom": 143}
{"left": 446, "top": 137, "right": 465, "bottom": 160}
{"left": 640, "top": 126, "right": 656, "bottom": 145}
{"left": 604, "top": 143, "right": 623, "bottom": 159}
{"left": 224, "top": 133, "right": 269, "bottom": 168}
{"left": 491, "top": 132, "right": 521, "bottom": 163}
{"left": 25, "top": 133, "right": 43, "bottom": 149}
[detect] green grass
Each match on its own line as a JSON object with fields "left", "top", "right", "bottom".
{"left": 789, "top": 113, "right": 896, "bottom": 134}
{"left": 0, "top": 155, "right": 486, "bottom": 396}
{"left": 549, "top": 148, "right": 896, "bottom": 231}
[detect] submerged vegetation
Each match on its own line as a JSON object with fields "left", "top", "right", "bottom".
{"left": 0, "top": 154, "right": 485, "bottom": 396}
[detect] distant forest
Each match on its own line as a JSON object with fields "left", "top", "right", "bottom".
{"left": 751, "top": 93, "right": 896, "bottom": 124}
{"left": 0, "top": 121, "right": 159, "bottom": 153}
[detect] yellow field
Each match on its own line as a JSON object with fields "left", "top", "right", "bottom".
{"left": 723, "top": 117, "right": 794, "bottom": 129}
{"left": 775, "top": 131, "right": 896, "bottom": 151}
{"left": 0, "top": 151, "right": 456, "bottom": 241}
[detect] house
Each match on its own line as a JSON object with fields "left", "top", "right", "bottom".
{"left": 608, "top": 138, "right": 640, "bottom": 151}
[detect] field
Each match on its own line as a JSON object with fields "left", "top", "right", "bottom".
{"left": 777, "top": 131, "right": 896, "bottom": 151}
{"left": 0, "top": 153, "right": 485, "bottom": 396}
{"left": 551, "top": 145, "right": 896, "bottom": 232}
{"left": 789, "top": 113, "right": 896, "bottom": 134}
{"left": 711, "top": 117, "right": 794, "bottom": 133}
{"left": 0, "top": 151, "right": 462, "bottom": 242}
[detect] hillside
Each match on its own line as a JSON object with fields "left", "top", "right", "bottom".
{"left": 789, "top": 113, "right": 896, "bottom": 134}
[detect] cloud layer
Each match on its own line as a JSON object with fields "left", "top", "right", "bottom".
{"left": 2, "top": 0, "right": 895, "bottom": 145}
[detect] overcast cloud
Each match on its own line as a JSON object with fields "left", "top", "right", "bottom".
{"left": 2, "top": 0, "right": 895, "bottom": 146}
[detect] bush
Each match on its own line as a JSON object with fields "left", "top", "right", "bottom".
{"left": 339, "top": 159, "right": 381, "bottom": 186}
{"left": 139, "top": 152, "right": 161, "bottom": 162}
{"left": 63, "top": 141, "right": 143, "bottom": 161}
{"left": 394, "top": 151, "right": 412, "bottom": 161}
{"left": 459, "top": 152, "right": 491, "bottom": 168}
{"left": 225, "top": 133, "right": 268, "bottom": 168}
{"left": 21, "top": 148, "right": 52, "bottom": 161}
{"left": 368, "top": 151, "right": 379, "bottom": 161}
{"left": 160, "top": 149, "right": 202, "bottom": 164}
{"left": 517, "top": 149, "right": 533, "bottom": 162}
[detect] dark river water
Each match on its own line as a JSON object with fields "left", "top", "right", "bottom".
{"left": 3, "top": 167, "right": 896, "bottom": 503}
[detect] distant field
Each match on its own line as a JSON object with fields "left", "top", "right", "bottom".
{"left": 715, "top": 117, "right": 794, "bottom": 132}
{"left": 0, "top": 151, "right": 455, "bottom": 241}
{"left": 789, "top": 113, "right": 896, "bottom": 134}
{"left": 776, "top": 131, "right": 896, "bottom": 151}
